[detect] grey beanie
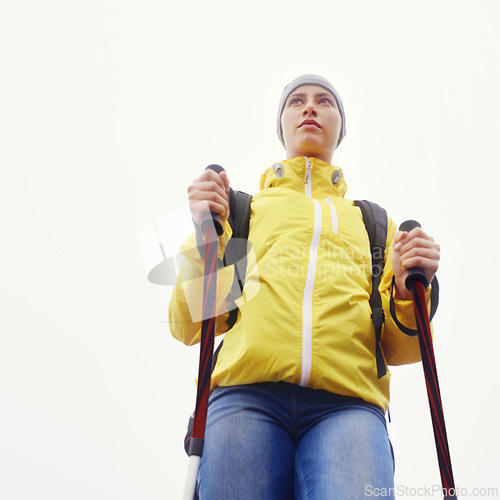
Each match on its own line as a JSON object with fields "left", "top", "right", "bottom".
{"left": 277, "top": 74, "right": 346, "bottom": 149}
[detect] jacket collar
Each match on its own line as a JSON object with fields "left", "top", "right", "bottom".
{"left": 259, "top": 156, "right": 348, "bottom": 198}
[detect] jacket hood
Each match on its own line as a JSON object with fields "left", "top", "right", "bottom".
{"left": 259, "top": 156, "right": 348, "bottom": 199}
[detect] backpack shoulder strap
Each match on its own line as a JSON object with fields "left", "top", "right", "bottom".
{"left": 354, "top": 199, "right": 388, "bottom": 378}
{"left": 228, "top": 188, "right": 252, "bottom": 241}
{"left": 220, "top": 189, "right": 252, "bottom": 334}
{"left": 225, "top": 187, "right": 252, "bottom": 297}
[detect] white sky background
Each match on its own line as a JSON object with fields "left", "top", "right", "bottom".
{"left": 1, "top": 0, "right": 500, "bottom": 498}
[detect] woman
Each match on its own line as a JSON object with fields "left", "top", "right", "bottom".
{"left": 170, "top": 74, "right": 440, "bottom": 499}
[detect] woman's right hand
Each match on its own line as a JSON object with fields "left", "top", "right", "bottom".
{"left": 187, "top": 169, "right": 231, "bottom": 229}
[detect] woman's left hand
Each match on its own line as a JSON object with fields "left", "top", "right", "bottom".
{"left": 392, "top": 228, "right": 441, "bottom": 301}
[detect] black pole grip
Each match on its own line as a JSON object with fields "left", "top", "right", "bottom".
{"left": 199, "top": 164, "right": 225, "bottom": 236}
{"left": 399, "top": 220, "right": 429, "bottom": 290}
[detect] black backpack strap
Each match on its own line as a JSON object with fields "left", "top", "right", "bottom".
{"left": 224, "top": 188, "right": 252, "bottom": 329}
{"left": 228, "top": 188, "right": 252, "bottom": 240}
{"left": 354, "top": 200, "right": 388, "bottom": 379}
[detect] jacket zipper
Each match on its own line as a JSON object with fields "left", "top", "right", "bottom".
{"left": 300, "top": 157, "right": 321, "bottom": 386}
{"left": 304, "top": 157, "right": 313, "bottom": 198}
{"left": 325, "top": 197, "right": 338, "bottom": 234}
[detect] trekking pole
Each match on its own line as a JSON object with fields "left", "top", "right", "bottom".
{"left": 400, "top": 220, "right": 457, "bottom": 500}
{"left": 183, "top": 165, "right": 225, "bottom": 500}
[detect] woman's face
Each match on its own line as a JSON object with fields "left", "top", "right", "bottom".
{"left": 281, "top": 85, "right": 342, "bottom": 163}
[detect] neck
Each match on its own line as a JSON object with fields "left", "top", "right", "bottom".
{"left": 287, "top": 151, "right": 333, "bottom": 164}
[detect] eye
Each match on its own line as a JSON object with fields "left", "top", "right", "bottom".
{"left": 288, "top": 97, "right": 303, "bottom": 106}
{"left": 319, "top": 97, "right": 334, "bottom": 106}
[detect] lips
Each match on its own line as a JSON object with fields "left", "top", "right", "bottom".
{"left": 299, "top": 119, "right": 321, "bottom": 129}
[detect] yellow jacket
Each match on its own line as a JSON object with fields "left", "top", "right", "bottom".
{"left": 169, "top": 157, "right": 428, "bottom": 411}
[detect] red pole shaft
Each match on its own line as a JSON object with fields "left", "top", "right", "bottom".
{"left": 412, "top": 281, "right": 457, "bottom": 500}
{"left": 191, "top": 226, "right": 218, "bottom": 443}
{"left": 183, "top": 227, "right": 218, "bottom": 499}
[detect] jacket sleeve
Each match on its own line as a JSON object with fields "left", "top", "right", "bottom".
{"left": 168, "top": 220, "right": 236, "bottom": 346}
{"left": 379, "top": 217, "right": 433, "bottom": 366}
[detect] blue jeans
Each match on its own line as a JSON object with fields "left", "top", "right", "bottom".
{"left": 197, "top": 382, "right": 395, "bottom": 499}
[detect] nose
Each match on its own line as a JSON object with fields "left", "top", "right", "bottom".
{"left": 303, "top": 103, "right": 317, "bottom": 117}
